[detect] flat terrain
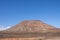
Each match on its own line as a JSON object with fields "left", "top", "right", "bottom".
{"left": 0, "top": 37, "right": 60, "bottom": 40}
{"left": 0, "top": 32, "right": 60, "bottom": 37}
{"left": 0, "top": 32, "right": 60, "bottom": 40}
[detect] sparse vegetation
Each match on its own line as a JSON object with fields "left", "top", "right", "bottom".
{"left": 38, "top": 39, "right": 42, "bottom": 40}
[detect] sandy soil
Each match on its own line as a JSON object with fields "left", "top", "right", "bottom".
{"left": 0, "top": 37, "right": 60, "bottom": 40}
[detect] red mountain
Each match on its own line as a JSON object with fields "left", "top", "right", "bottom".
{"left": 4, "top": 20, "right": 59, "bottom": 33}
{"left": 0, "top": 20, "right": 60, "bottom": 38}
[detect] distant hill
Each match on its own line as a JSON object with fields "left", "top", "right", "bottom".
{"left": 3, "top": 20, "right": 59, "bottom": 33}
{"left": 0, "top": 25, "right": 11, "bottom": 31}
{"left": 0, "top": 20, "right": 60, "bottom": 38}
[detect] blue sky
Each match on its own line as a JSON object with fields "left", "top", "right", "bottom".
{"left": 0, "top": 0, "right": 60, "bottom": 28}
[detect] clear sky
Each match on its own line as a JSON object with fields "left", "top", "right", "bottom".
{"left": 0, "top": 0, "right": 60, "bottom": 29}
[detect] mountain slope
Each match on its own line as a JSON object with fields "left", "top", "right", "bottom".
{"left": 4, "top": 20, "right": 58, "bottom": 33}
{"left": 0, "top": 20, "right": 60, "bottom": 38}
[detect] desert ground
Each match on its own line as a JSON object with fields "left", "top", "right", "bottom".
{"left": 0, "top": 37, "right": 60, "bottom": 40}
